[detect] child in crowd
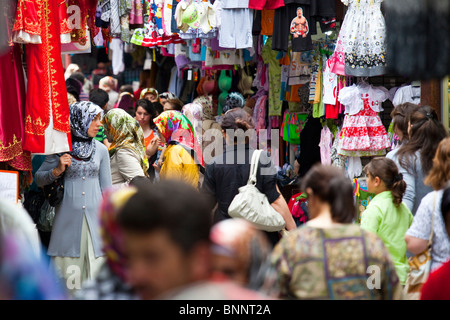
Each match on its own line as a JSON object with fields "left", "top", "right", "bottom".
{"left": 360, "top": 157, "right": 413, "bottom": 286}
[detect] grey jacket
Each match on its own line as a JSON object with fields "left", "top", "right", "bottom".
{"left": 35, "top": 140, "right": 112, "bottom": 258}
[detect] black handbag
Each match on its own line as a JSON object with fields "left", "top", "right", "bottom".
{"left": 43, "top": 173, "right": 65, "bottom": 207}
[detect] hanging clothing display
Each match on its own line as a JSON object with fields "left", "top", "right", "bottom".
{"left": 0, "top": 44, "right": 32, "bottom": 171}
{"left": 329, "top": 0, "right": 386, "bottom": 77}
{"left": 392, "top": 85, "right": 421, "bottom": 107}
{"left": 13, "top": 0, "right": 72, "bottom": 155}
{"left": 338, "top": 82, "right": 390, "bottom": 157}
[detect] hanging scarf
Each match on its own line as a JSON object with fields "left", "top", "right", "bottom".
{"left": 153, "top": 110, "right": 204, "bottom": 168}
{"left": 99, "top": 186, "right": 138, "bottom": 282}
{"left": 103, "top": 108, "right": 149, "bottom": 175}
{"left": 69, "top": 101, "right": 104, "bottom": 160}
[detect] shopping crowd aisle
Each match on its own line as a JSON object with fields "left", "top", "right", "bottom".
{"left": 0, "top": 0, "right": 449, "bottom": 302}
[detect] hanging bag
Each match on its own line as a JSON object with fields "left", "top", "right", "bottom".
{"left": 403, "top": 192, "right": 436, "bottom": 300}
{"left": 228, "top": 150, "right": 286, "bottom": 232}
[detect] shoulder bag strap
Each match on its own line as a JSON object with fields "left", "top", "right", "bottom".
{"left": 429, "top": 191, "right": 436, "bottom": 246}
{"left": 248, "top": 150, "right": 262, "bottom": 185}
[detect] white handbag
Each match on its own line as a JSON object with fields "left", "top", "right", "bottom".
{"left": 228, "top": 150, "right": 286, "bottom": 232}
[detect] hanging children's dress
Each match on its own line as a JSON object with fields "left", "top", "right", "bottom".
{"left": 338, "top": 82, "right": 390, "bottom": 157}
{"left": 329, "top": 0, "right": 386, "bottom": 77}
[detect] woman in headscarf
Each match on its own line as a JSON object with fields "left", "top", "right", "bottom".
{"left": 102, "top": 108, "right": 149, "bottom": 186}
{"left": 35, "top": 101, "right": 112, "bottom": 294}
{"left": 194, "top": 95, "right": 222, "bottom": 162}
{"left": 209, "top": 218, "right": 272, "bottom": 291}
{"left": 182, "top": 102, "right": 203, "bottom": 146}
{"left": 153, "top": 110, "right": 204, "bottom": 188}
{"left": 73, "top": 186, "right": 139, "bottom": 300}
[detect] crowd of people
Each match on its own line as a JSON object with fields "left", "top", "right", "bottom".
{"left": 1, "top": 64, "right": 449, "bottom": 301}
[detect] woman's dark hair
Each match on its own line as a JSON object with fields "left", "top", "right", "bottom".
{"left": 364, "top": 157, "right": 406, "bottom": 207}
{"left": 136, "top": 99, "right": 158, "bottom": 129}
{"left": 300, "top": 164, "right": 356, "bottom": 223}
{"left": 221, "top": 108, "right": 255, "bottom": 144}
{"left": 396, "top": 105, "right": 448, "bottom": 175}
{"left": 440, "top": 182, "right": 450, "bottom": 233}
{"left": 89, "top": 88, "right": 109, "bottom": 109}
{"left": 117, "top": 180, "right": 213, "bottom": 253}
{"left": 390, "top": 102, "right": 419, "bottom": 142}
{"left": 69, "top": 72, "right": 86, "bottom": 85}
{"left": 151, "top": 101, "right": 164, "bottom": 115}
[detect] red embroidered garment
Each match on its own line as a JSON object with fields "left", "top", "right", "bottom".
{"left": 0, "top": 44, "right": 32, "bottom": 171}
{"left": 13, "top": 0, "right": 72, "bottom": 154}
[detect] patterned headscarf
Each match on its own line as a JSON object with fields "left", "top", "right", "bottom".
{"left": 182, "top": 103, "right": 203, "bottom": 145}
{"left": 209, "top": 219, "right": 272, "bottom": 290}
{"left": 153, "top": 110, "right": 204, "bottom": 167}
{"left": 194, "top": 95, "right": 214, "bottom": 120}
{"left": 140, "top": 88, "right": 159, "bottom": 100}
{"left": 69, "top": 101, "right": 104, "bottom": 160}
{"left": 99, "top": 186, "right": 138, "bottom": 282}
{"left": 102, "top": 108, "right": 149, "bottom": 175}
{"left": 223, "top": 92, "right": 245, "bottom": 114}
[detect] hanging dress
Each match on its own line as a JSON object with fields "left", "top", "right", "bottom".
{"left": 329, "top": 0, "right": 386, "bottom": 77}
{"left": 12, "top": 0, "right": 72, "bottom": 155}
{"left": 338, "top": 83, "right": 390, "bottom": 157}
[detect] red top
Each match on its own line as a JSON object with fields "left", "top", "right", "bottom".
{"left": 421, "top": 260, "right": 450, "bottom": 300}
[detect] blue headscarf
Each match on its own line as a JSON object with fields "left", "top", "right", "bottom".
{"left": 69, "top": 101, "right": 104, "bottom": 160}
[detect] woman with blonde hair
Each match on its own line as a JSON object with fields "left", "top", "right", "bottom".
{"left": 405, "top": 137, "right": 450, "bottom": 272}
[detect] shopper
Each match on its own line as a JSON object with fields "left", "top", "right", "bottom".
{"left": 99, "top": 76, "right": 119, "bottom": 110}
{"left": 421, "top": 182, "right": 450, "bottom": 300}
{"left": 387, "top": 102, "right": 419, "bottom": 153}
{"left": 102, "top": 108, "right": 149, "bottom": 186}
{"left": 195, "top": 95, "right": 222, "bottom": 160}
{"left": 116, "top": 180, "right": 270, "bottom": 300}
{"left": 405, "top": 137, "right": 450, "bottom": 272}
{"left": 35, "top": 101, "right": 112, "bottom": 293}
{"left": 153, "top": 110, "right": 204, "bottom": 188}
{"left": 89, "top": 88, "right": 111, "bottom": 148}
{"left": 202, "top": 108, "right": 296, "bottom": 247}
{"left": 159, "top": 91, "right": 176, "bottom": 105}
{"left": 223, "top": 92, "right": 246, "bottom": 113}
{"left": 135, "top": 99, "right": 160, "bottom": 159}
{"left": 73, "top": 187, "right": 138, "bottom": 300}
{"left": 0, "top": 199, "right": 66, "bottom": 300}
{"left": 387, "top": 105, "right": 448, "bottom": 215}
{"left": 209, "top": 218, "right": 272, "bottom": 291}
{"left": 263, "top": 164, "right": 403, "bottom": 300}
{"left": 163, "top": 97, "right": 184, "bottom": 112}
{"left": 140, "top": 88, "right": 159, "bottom": 102}
{"left": 70, "top": 72, "right": 92, "bottom": 101}
{"left": 182, "top": 102, "right": 203, "bottom": 146}
{"left": 360, "top": 157, "right": 413, "bottom": 285}
{"left": 115, "top": 84, "right": 135, "bottom": 116}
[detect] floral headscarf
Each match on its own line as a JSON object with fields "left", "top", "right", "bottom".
{"left": 99, "top": 186, "right": 138, "bottom": 282}
{"left": 69, "top": 101, "right": 104, "bottom": 160}
{"left": 102, "top": 108, "right": 149, "bottom": 175}
{"left": 153, "top": 110, "right": 204, "bottom": 168}
{"left": 194, "top": 95, "right": 214, "bottom": 120}
{"left": 209, "top": 218, "right": 272, "bottom": 290}
{"left": 140, "top": 88, "right": 159, "bottom": 100}
{"left": 182, "top": 103, "right": 203, "bottom": 145}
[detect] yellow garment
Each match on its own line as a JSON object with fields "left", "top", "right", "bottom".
{"left": 160, "top": 144, "right": 199, "bottom": 188}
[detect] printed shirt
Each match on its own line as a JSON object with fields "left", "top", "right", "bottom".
{"left": 262, "top": 224, "right": 403, "bottom": 300}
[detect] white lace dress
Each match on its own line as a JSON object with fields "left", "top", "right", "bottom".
{"left": 329, "top": 0, "right": 386, "bottom": 77}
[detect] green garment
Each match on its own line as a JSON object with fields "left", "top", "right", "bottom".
{"left": 360, "top": 191, "right": 413, "bottom": 285}
{"left": 94, "top": 126, "right": 108, "bottom": 143}
{"left": 261, "top": 37, "right": 282, "bottom": 116}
